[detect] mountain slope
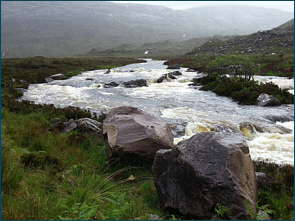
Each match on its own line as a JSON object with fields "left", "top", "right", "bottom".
{"left": 187, "top": 19, "right": 294, "bottom": 56}
{"left": 86, "top": 35, "right": 236, "bottom": 57}
{"left": 1, "top": 1, "right": 293, "bottom": 58}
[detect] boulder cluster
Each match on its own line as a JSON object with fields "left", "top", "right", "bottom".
{"left": 46, "top": 64, "right": 278, "bottom": 219}
{"left": 51, "top": 106, "right": 266, "bottom": 220}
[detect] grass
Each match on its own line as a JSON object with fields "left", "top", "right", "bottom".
{"left": 254, "top": 161, "right": 294, "bottom": 220}
{"left": 165, "top": 54, "right": 294, "bottom": 78}
{"left": 1, "top": 56, "right": 294, "bottom": 220}
{"left": 1, "top": 102, "right": 168, "bottom": 220}
{"left": 1, "top": 56, "right": 166, "bottom": 220}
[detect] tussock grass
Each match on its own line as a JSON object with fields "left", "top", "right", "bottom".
{"left": 1, "top": 106, "right": 166, "bottom": 220}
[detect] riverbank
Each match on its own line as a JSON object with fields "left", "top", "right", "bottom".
{"left": 1, "top": 56, "right": 294, "bottom": 220}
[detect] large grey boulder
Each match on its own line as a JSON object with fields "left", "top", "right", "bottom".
{"left": 256, "top": 93, "right": 281, "bottom": 106}
{"left": 152, "top": 132, "right": 258, "bottom": 220}
{"left": 103, "top": 106, "right": 174, "bottom": 164}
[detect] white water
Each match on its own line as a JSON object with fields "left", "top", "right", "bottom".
{"left": 21, "top": 59, "right": 294, "bottom": 165}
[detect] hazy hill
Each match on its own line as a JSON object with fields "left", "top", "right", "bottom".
{"left": 186, "top": 19, "right": 294, "bottom": 56}
{"left": 86, "top": 35, "right": 236, "bottom": 57}
{"left": 184, "top": 5, "right": 293, "bottom": 33}
{"left": 1, "top": 1, "right": 293, "bottom": 58}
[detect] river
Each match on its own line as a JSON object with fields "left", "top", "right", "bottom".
{"left": 21, "top": 59, "right": 294, "bottom": 165}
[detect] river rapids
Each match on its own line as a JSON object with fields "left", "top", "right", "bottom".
{"left": 21, "top": 59, "right": 294, "bottom": 166}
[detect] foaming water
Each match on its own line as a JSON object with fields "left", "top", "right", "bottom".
{"left": 247, "top": 121, "right": 294, "bottom": 165}
{"left": 21, "top": 59, "right": 294, "bottom": 165}
{"left": 254, "top": 76, "right": 294, "bottom": 94}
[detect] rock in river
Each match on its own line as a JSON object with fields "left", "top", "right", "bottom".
{"left": 256, "top": 93, "right": 281, "bottom": 107}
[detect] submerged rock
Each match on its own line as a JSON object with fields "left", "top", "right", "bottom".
{"left": 122, "top": 79, "right": 148, "bottom": 88}
{"left": 156, "top": 74, "right": 168, "bottom": 83}
{"left": 167, "top": 64, "right": 180, "bottom": 69}
{"left": 168, "top": 71, "right": 182, "bottom": 76}
{"left": 104, "top": 81, "right": 121, "bottom": 88}
{"left": 152, "top": 131, "right": 258, "bottom": 220}
{"left": 189, "top": 75, "right": 204, "bottom": 86}
{"left": 104, "top": 69, "right": 111, "bottom": 74}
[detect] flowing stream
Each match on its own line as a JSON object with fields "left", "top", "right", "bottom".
{"left": 21, "top": 59, "right": 294, "bottom": 165}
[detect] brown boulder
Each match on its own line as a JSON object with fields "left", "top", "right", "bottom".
{"left": 152, "top": 132, "right": 258, "bottom": 220}
{"left": 103, "top": 106, "right": 173, "bottom": 164}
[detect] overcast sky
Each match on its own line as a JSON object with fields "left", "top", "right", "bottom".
{"left": 111, "top": 1, "right": 294, "bottom": 12}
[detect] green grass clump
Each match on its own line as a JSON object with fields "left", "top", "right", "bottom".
{"left": 1, "top": 106, "right": 166, "bottom": 220}
{"left": 253, "top": 161, "right": 294, "bottom": 220}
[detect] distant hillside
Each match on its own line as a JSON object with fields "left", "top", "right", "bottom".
{"left": 1, "top": 1, "right": 293, "bottom": 58}
{"left": 85, "top": 35, "right": 236, "bottom": 57}
{"left": 184, "top": 5, "right": 294, "bottom": 33}
{"left": 187, "top": 19, "right": 294, "bottom": 56}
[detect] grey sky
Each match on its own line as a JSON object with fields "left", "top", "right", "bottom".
{"left": 111, "top": 1, "right": 294, "bottom": 12}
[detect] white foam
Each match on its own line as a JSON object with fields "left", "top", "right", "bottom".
{"left": 254, "top": 76, "right": 294, "bottom": 94}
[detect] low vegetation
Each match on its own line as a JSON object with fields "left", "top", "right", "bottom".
{"left": 200, "top": 73, "right": 293, "bottom": 105}
{"left": 165, "top": 54, "right": 294, "bottom": 78}
{"left": 165, "top": 54, "right": 294, "bottom": 105}
{"left": 1, "top": 56, "right": 294, "bottom": 220}
{"left": 1, "top": 106, "right": 167, "bottom": 220}
{"left": 254, "top": 161, "right": 294, "bottom": 220}
{"left": 1, "top": 57, "right": 166, "bottom": 220}
{"left": 1, "top": 56, "right": 145, "bottom": 107}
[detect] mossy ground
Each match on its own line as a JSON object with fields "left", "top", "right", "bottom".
{"left": 1, "top": 56, "right": 294, "bottom": 220}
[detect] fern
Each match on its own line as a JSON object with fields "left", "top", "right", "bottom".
{"left": 213, "top": 203, "right": 229, "bottom": 219}
{"left": 245, "top": 199, "right": 275, "bottom": 220}
{"left": 58, "top": 202, "right": 98, "bottom": 220}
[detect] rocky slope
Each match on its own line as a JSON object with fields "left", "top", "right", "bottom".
{"left": 187, "top": 19, "right": 294, "bottom": 56}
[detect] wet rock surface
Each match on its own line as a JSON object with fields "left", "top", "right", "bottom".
{"left": 103, "top": 106, "right": 174, "bottom": 164}
{"left": 257, "top": 93, "right": 281, "bottom": 106}
{"left": 152, "top": 131, "right": 258, "bottom": 220}
{"left": 122, "top": 79, "right": 148, "bottom": 88}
